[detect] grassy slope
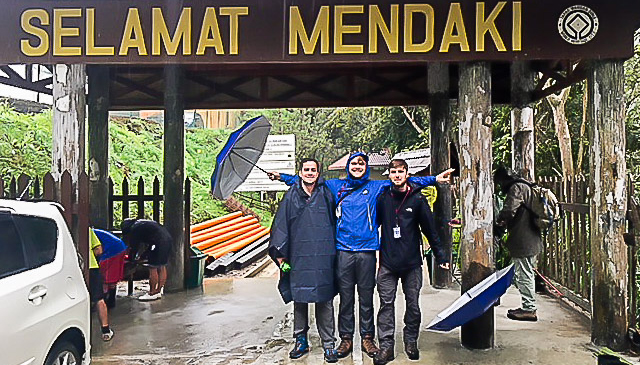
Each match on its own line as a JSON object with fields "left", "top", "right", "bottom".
{"left": 0, "top": 104, "right": 270, "bottom": 226}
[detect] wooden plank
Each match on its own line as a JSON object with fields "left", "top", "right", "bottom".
{"left": 572, "top": 177, "right": 580, "bottom": 293}
{"left": 122, "top": 177, "right": 129, "bottom": 219}
{"left": 9, "top": 177, "right": 17, "bottom": 199}
{"left": 0, "top": 176, "right": 4, "bottom": 198}
{"left": 33, "top": 177, "right": 40, "bottom": 199}
{"left": 78, "top": 172, "right": 90, "bottom": 285}
{"left": 137, "top": 177, "right": 145, "bottom": 219}
{"left": 184, "top": 177, "right": 192, "bottom": 287}
{"left": 60, "top": 171, "right": 73, "bottom": 229}
{"left": 43, "top": 173, "right": 55, "bottom": 201}
{"left": 88, "top": 65, "right": 110, "bottom": 230}
{"left": 153, "top": 176, "right": 161, "bottom": 222}
{"left": 17, "top": 173, "right": 30, "bottom": 199}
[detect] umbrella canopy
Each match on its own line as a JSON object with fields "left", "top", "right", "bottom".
{"left": 210, "top": 116, "right": 272, "bottom": 200}
{"left": 427, "top": 264, "right": 515, "bottom": 333}
{"left": 92, "top": 228, "right": 127, "bottom": 262}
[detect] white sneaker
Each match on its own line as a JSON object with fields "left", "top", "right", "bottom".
{"left": 101, "top": 329, "right": 114, "bottom": 341}
{"left": 138, "top": 292, "right": 161, "bottom": 301}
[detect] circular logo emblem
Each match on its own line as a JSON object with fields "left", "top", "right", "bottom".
{"left": 558, "top": 5, "right": 599, "bottom": 45}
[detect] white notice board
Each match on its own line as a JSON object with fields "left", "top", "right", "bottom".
{"left": 235, "top": 134, "right": 296, "bottom": 192}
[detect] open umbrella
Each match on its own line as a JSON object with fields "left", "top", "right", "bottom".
{"left": 210, "top": 116, "right": 272, "bottom": 200}
{"left": 93, "top": 228, "right": 127, "bottom": 261}
{"left": 427, "top": 264, "right": 515, "bottom": 333}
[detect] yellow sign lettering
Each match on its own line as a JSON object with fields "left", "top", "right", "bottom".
{"left": 152, "top": 8, "right": 192, "bottom": 56}
{"left": 21, "top": 9, "right": 49, "bottom": 57}
{"left": 197, "top": 7, "right": 224, "bottom": 55}
{"left": 289, "top": 6, "right": 330, "bottom": 55}
{"left": 369, "top": 5, "right": 399, "bottom": 54}
{"left": 404, "top": 4, "right": 435, "bottom": 53}
{"left": 53, "top": 8, "right": 82, "bottom": 56}
{"left": 476, "top": 2, "right": 507, "bottom": 52}
{"left": 86, "top": 8, "right": 115, "bottom": 56}
{"left": 334, "top": 5, "right": 364, "bottom": 54}
{"left": 513, "top": 1, "right": 522, "bottom": 51}
{"left": 440, "top": 3, "right": 469, "bottom": 52}
{"left": 119, "top": 8, "right": 147, "bottom": 56}
{"left": 219, "top": 7, "right": 249, "bottom": 55}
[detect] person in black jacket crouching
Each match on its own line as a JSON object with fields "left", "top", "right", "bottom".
{"left": 373, "top": 159, "right": 449, "bottom": 365}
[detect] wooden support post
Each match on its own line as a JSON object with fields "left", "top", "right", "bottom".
{"left": 88, "top": 65, "right": 110, "bottom": 229}
{"left": 428, "top": 62, "right": 453, "bottom": 288}
{"left": 164, "top": 65, "right": 186, "bottom": 291}
{"left": 587, "top": 60, "right": 628, "bottom": 351}
{"left": 52, "top": 64, "right": 86, "bottom": 183}
{"left": 510, "top": 61, "right": 535, "bottom": 182}
{"left": 459, "top": 62, "right": 494, "bottom": 349}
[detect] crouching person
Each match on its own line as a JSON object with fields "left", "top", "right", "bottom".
{"left": 269, "top": 158, "right": 339, "bottom": 363}
{"left": 374, "top": 159, "right": 449, "bottom": 365}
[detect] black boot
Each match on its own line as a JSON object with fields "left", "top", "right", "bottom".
{"left": 289, "top": 334, "right": 310, "bottom": 359}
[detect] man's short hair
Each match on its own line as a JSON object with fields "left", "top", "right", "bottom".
{"left": 121, "top": 218, "right": 137, "bottom": 236}
{"left": 299, "top": 158, "right": 321, "bottom": 173}
{"left": 388, "top": 159, "right": 408, "bottom": 171}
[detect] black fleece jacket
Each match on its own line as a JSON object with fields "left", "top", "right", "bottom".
{"left": 376, "top": 182, "right": 447, "bottom": 272}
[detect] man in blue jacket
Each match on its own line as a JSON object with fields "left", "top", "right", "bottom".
{"left": 270, "top": 152, "right": 453, "bottom": 358}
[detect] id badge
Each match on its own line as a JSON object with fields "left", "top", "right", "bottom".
{"left": 336, "top": 205, "right": 342, "bottom": 218}
{"left": 393, "top": 226, "right": 401, "bottom": 239}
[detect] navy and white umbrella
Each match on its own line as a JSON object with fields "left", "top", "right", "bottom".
{"left": 210, "top": 116, "right": 272, "bottom": 200}
{"left": 427, "top": 264, "right": 515, "bottom": 333}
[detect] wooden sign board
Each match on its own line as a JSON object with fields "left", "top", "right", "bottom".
{"left": 0, "top": 0, "right": 638, "bottom": 65}
{"left": 235, "top": 134, "right": 296, "bottom": 192}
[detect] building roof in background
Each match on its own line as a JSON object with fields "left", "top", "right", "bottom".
{"left": 386, "top": 148, "right": 431, "bottom": 175}
{"left": 328, "top": 151, "right": 391, "bottom": 171}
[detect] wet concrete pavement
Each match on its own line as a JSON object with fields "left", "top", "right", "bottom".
{"left": 92, "top": 276, "right": 605, "bottom": 365}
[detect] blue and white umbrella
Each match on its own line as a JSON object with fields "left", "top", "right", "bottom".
{"left": 427, "top": 264, "right": 515, "bottom": 333}
{"left": 210, "top": 116, "right": 272, "bottom": 200}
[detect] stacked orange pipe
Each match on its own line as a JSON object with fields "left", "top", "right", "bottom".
{"left": 192, "top": 216, "right": 254, "bottom": 240}
{"left": 194, "top": 223, "right": 261, "bottom": 251}
{"left": 191, "top": 218, "right": 258, "bottom": 245}
{"left": 202, "top": 226, "right": 265, "bottom": 255}
{"left": 210, "top": 227, "right": 270, "bottom": 259}
{"left": 190, "top": 212, "right": 242, "bottom": 233}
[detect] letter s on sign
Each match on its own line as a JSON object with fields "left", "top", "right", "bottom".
{"left": 21, "top": 9, "right": 50, "bottom": 57}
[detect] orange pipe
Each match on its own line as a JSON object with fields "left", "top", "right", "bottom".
{"left": 194, "top": 223, "right": 261, "bottom": 251}
{"left": 191, "top": 218, "right": 258, "bottom": 245}
{"left": 205, "top": 226, "right": 268, "bottom": 254}
{"left": 191, "top": 216, "right": 253, "bottom": 239}
{"left": 190, "top": 212, "right": 242, "bottom": 233}
{"left": 211, "top": 229, "right": 270, "bottom": 259}
{"left": 202, "top": 226, "right": 265, "bottom": 255}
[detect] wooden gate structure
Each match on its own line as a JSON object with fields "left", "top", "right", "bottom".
{"left": 0, "top": 0, "right": 639, "bottom": 351}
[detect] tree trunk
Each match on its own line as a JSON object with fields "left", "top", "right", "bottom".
{"left": 164, "top": 65, "right": 186, "bottom": 291}
{"left": 459, "top": 62, "right": 494, "bottom": 350}
{"left": 52, "top": 64, "right": 86, "bottom": 184}
{"left": 510, "top": 62, "right": 535, "bottom": 182}
{"left": 546, "top": 87, "right": 574, "bottom": 178}
{"left": 588, "top": 60, "right": 628, "bottom": 351}
{"left": 428, "top": 62, "right": 453, "bottom": 288}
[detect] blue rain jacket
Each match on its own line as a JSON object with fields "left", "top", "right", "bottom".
{"left": 280, "top": 152, "right": 436, "bottom": 251}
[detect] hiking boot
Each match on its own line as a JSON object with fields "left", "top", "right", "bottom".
{"left": 373, "top": 347, "right": 394, "bottom": 365}
{"left": 507, "top": 308, "right": 538, "bottom": 322}
{"left": 289, "top": 334, "right": 310, "bottom": 359}
{"left": 361, "top": 334, "right": 380, "bottom": 358}
{"left": 336, "top": 335, "right": 353, "bottom": 358}
{"left": 324, "top": 348, "right": 338, "bottom": 363}
{"left": 404, "top": 341, "right": 419, "bottom": 360}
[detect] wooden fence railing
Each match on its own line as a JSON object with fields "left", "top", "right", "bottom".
{"left": 538, "top": 175, "right": 638, "bottom": 323}
{"left": 1, "top": 171, "right": 90, "bottom": 282}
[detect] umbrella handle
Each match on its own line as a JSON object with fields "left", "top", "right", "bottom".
{"left": 229, "top": 150, "right": 270, "bottom": 174}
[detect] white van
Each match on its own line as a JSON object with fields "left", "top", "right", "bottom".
{"left": 0, "top": 200, "right": 90, "bottom": 365}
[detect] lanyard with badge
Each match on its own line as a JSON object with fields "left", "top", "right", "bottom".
{"left": 393, "top": 186, "right": 411, "bottom": 239}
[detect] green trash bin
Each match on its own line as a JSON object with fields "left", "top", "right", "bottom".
{"left": 186, "top": 247, "right": 207, "bottom": 289}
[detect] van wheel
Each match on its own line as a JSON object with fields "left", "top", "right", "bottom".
{"left": 45, "top": 341, "right": 80, "bottom": 365}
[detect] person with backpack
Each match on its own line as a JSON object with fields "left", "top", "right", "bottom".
{"left": 270, "top": 153, "right": 454, "bottom": 358}
{"left": 494, "top": 166, "right": 544, "bottom": 322}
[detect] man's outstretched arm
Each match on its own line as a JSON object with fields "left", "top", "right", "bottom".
{"left": 268, "top": 172, "right": 298, "bottom": 186}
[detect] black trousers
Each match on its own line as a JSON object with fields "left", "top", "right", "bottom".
{"left": 336, "top": 250, "right": 377, "bottom": 337}
{"left": 376, "top": 265, "right": 423, "bottom": 349}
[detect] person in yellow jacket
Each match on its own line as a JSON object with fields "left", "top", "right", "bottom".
{"left": 89, "top": 228, "right": 114, "bottom": 341}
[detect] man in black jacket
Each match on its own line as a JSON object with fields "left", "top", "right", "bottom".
{"left": 373, "top": 159, "right": 449, "bottom": 365}
{"left": 269, "top": 158, "right": 339, "bottom": 363}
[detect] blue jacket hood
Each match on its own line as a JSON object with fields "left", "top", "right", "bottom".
{"left": 345, "top": 152, "right": 370, "bottom": 189}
